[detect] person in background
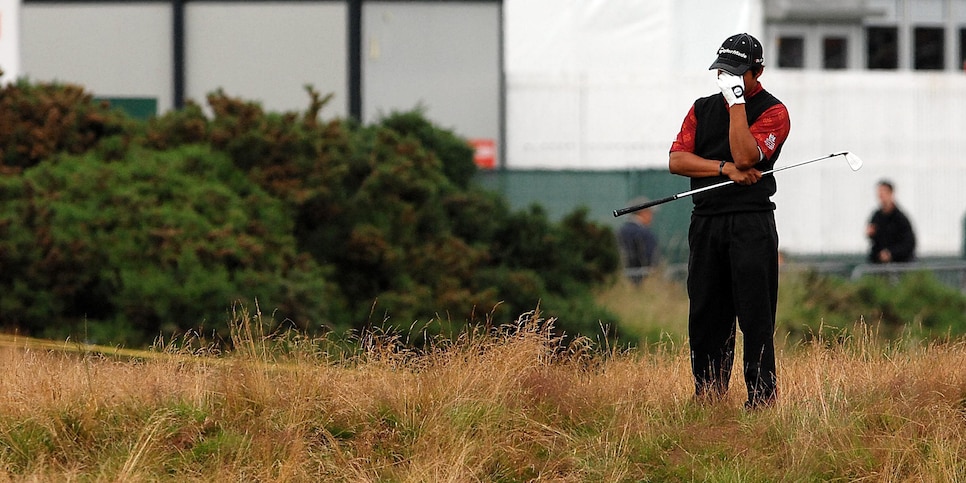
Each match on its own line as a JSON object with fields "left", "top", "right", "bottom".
{"left": 669, "top": 33, "right": 791, "bottom": 410}
{"left": 867, "top": 180, "right": 916, "bottom": 263}
{"left": 618, "top": 198, "right": 659, "bottom": 285}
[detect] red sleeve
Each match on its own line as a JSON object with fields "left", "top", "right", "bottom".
{"left": 669, "top": 101, "right": 791, "bottom": 159}
{"left": 750, "top": 103, "right": 791, "bottom": 161}
{"left": 669, "top": 104, "right": 698, "bottom": 153}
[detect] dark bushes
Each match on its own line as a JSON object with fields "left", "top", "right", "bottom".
{"left": 779, "top": 270, "right": 966, "bottom": 342}
{"left": 0, "top": 146, "right": 335, "bottom": 344}
{"left": 0, "top": 81, "right": 619, "bottom": 346}
{"left": 0, "top": 80, "right": 134, "bottom": 170}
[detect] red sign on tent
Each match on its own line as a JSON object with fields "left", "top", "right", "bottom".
{"left": 468, "top": 138, "right": 496, "bottom": 170}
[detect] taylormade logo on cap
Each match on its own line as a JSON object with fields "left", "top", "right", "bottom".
{"left": 718, "top": 48, "right": 748, "bottom": 60}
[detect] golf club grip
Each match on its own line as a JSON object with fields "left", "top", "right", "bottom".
{"left": 613, "top": 195, "right": 676, "bottom": 217}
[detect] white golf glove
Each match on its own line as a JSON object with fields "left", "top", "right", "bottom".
{"left": 716, "top": 72, "right": 745, "bottom": 107}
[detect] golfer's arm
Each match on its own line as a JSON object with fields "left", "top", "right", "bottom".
{"left": 727, "top": 104, "right": 761, "bottom": 169}
{"left": 669, "top": 151, "right": 729, "bottom": 178}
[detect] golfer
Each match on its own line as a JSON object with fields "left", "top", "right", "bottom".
{"left": 668, "top": 33, "right": 791, "bottom": 409}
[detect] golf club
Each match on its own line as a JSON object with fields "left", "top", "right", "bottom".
{"left": 613, "top": 151, "right": 863, "bottom": 217}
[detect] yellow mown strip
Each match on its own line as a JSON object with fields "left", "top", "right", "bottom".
{"left": 0, "top": 333, "right": 312, "bottom": 373}
{"left": 0, "top": 333, "right": 163, "bottom": 359}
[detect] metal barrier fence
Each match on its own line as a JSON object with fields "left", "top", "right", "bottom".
{"left": 630, "top": 258, "right": 966, "bottom": 294}
{"left": 849, "top": 260, "right": 966, "bottom": 293}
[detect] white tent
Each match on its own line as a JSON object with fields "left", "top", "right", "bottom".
{"left": 504, "top": 0, "right": 966, "bottom": 256}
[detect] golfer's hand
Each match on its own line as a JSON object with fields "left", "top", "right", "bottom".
{"left": 717, "top": 72, "right": 746, "bottom": 107}
{"left": 726, "top": 164, "right": 761, "bottom": 185}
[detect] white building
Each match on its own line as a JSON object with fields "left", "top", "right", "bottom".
{"left": 506, "top": 0, "right": 966, "bottom": 257}
{"left": 8, "top": 0, "right": 966, "bottom": 258}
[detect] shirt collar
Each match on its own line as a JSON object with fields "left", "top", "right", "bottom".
{"left": 747, "top": 82, "right": 764, "bottom": 98}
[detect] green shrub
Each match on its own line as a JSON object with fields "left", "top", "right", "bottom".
{"left": 378, "top": 109, "right": 477, "bottom": 189}
{"left": 0, "top": 80, "right": 135, "bottom": 170}
{"left": 778, "top": 270, "right": 966, "bottom": 342}
{"left": 152, "top": 89, "right": 620, "bottom": 339}
{"left": 856, "top": 271, "right": 966, "bottom": 336}
{"left": 0, "top": 145, "right": 338, "bottom": 345}
{"left": 0, "top": 81, "right": 621, "bottom": 346}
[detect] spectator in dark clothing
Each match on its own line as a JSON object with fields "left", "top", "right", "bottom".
{"left": 867, "top": 180, "right": 916, "bottom": 263}
{"left": 618, "top": 200, "right": 659, "bottom": 284}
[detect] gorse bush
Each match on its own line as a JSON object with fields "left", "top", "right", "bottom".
{"left": 857, "top": 271, "right": 966, "bottom": 333}
{"left": 0, "top": 81, "right": 620, "bottom": 345}
{"left": 0, "top": 145, "right": 334, "bottom": 344}
{"left": 778, "top": 269, "right": 966, "bottom": 342}
{"left": 0, "top": 80, "right": 135, "bottom": 169}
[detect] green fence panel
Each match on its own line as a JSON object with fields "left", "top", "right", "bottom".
{"left": 96, "top": 97, "right": 158, "bottom": 120}
{"left": 475, "top": 169, "right": 693, "bottom": 263}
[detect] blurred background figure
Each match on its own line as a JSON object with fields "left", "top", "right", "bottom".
{"left": 866, "top": 180, "right": 916, "bottom": 263}
{"left": 618, "top": 197, "right": 659, "bottom": 285}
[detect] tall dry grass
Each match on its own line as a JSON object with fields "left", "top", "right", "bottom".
{"left": 1, "top": 305, "right": 966, "bottom": 482}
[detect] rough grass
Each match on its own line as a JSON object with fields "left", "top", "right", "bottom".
{"left": 2, "top": 305, "right": 966, "bottom": 482}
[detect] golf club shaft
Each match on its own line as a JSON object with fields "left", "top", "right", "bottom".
{"left": 612, "top": 152, "right": 848, "bottom": 217}
{"left": 763, "top": 152, "right": 848, "bottom": 176}
{"left": 613, "top": 181, "right": 729, "bottom": 216}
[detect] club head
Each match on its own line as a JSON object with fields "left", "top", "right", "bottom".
{"left": 843, "top": 152, "right": 863, "bottom": 171}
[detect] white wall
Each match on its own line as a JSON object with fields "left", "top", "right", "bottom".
{"left": 771, "top": 70, "right": 966, "bottom": 256}
{"left": 0, "top": 0, "right": 20, "bottom": 84}
{"left": 20, "top": 2, "right": 348, "bottom": 115}
{"left": 504, "top": 0, "right": 763, "bottom": 170}
{"left": 362, "top": 2, "right": 501, "bottom": 143}
{"left": 186, "top": 3, "right": 347, "bottom": 117}
{"left": 504, "top": 0, "right": 672, "bottom": 169}
{"left": 20, "top": 4, "right": 173, "bottom": 109}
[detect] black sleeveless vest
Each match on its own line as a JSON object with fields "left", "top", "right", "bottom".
{"left": 689, "top": 89, "right": 785, "bottom": 215}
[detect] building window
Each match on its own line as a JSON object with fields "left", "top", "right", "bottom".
{"left": 823, "top": 36, "right": 848, "bottom": 69}
{"left": 961, "top": 28, "right": 966, "bottom": 71}
{"left": 778, "top": 36, "right": 805, "bottom": 68}
{"left": 914, "top": 27, "right": 945, "bottom": 70}
{"left": 867, "top": 26, "right": 898, "bottom": 69}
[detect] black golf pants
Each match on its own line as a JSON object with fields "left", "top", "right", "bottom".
{"left": 687, "top": 211, "right": 779, "bottom": 404}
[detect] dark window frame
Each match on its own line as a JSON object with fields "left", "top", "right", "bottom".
{"left": 777, "top": 35, "right": 805, "bottom": 69}
{"left": 914, "top": 26, "right": 945, "bottom": 70}
{"left": 823, "top": 36, "right": 848, "bottom": 69}
{"left": 867, "top": 26, "right": 899, "bottom": 70}
{"left": 959, "top": 27, "right": 966, "bottom": 71}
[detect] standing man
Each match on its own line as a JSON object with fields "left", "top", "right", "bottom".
{"left": 668, "top": 33, "right": 791, "bottom": 409}
{"left": 618, "top": 199, "right": 659, "bottom": 285}
{"left": 866, "top": 180, "right": 916, "bottom": 263}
